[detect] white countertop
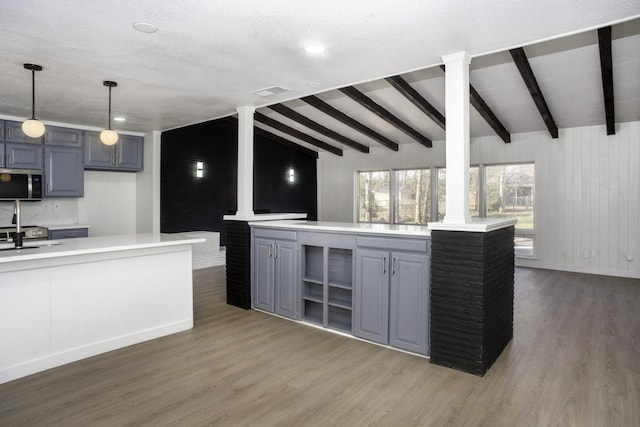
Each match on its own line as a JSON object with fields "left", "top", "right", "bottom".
{"left": 427, "top": 217, "right": 517, "bottom": 232}
{"left": 249, "top": 220, "right": 431, "bottom": 237}
{"left": 0, "top": 233, "right": 205, "bottom": 264}
{"left": 223, "top": 212, "right": 307, "bottom": 221}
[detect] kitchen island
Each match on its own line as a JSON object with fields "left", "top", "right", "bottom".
{"left": 249, "top": 220, "right": 432, "bottom": 356}
{"left": 0, "top": 233, "right": 204, "bottom": 384}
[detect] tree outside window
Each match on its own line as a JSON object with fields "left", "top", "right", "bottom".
{"left": 358, "top": 171, "right": 390, "bottom": 223}
{"left": 395, "top": 169, "right": 431, "bottom": 224}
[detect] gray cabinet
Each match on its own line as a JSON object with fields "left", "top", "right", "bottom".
{"left": 48, "top": 227, "right": 88, "bottom": 240}
{"left": 4, "top": 120, "right": 44, "bottom": 144}
{"left": 0, "top": 121, "right": 43, "bottom": 169}
{"left": 252, "top": 229, "right": 298, "bottom": 319}
{"left": 44, "top": 146, "right": 84, "bottom": 197}
{"left": 4, "top": 142, "right": 43, "bottom": 169}
{"left": 84, "top": 131, "right": 143, "bottom": 171}
{"left": 354, "top": 249, "right": 389, "bottom": 344}
{"left": 388, "top": 252, "right": 429, "bottom": 355}
{"left": 354, "top": 237, "right": 430, "bottom": 355}
{"left": 44, "top": 125, "right": 84, "bottom": 197}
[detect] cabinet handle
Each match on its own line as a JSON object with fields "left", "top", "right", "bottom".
{"left": 392, "top": 257, "right": 396, "bottom": 275}
{"left": 274, "top": 243, "right": 278, "bottom": 258}
{"left": 382, "top": 256, "right": 386, "bottom": 274}
{"left": 269, "top": 244, "right": 272, "bottom": 258}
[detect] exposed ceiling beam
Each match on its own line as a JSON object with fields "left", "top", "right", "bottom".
{"left": 470, "top": 86, "right": 511, "bottom": 143}
{"left": 598, "top": 26, "right": 615, "bottom": 135}
{"left": 223, "top": 116, "right": 319, "bottom": 158}
{"left": 267, "top": 104, "right": 369, "bottom": 153}
{"left": 339, "top": 86, "right": 433, "bottom": 148}
{"left": 254, "top": 112, "right": 343, "bottom": 156}
{"left": 509, "top": 47, "right": 559, "bottom": 138}
{"left": 439, "top": 65, "right": 511, "bottom": 143}
{"left": 300, "top": 95, "right": 399, "bottom": 151}
{"left": 385, "top": 75, "right": 446, "bottom": 130}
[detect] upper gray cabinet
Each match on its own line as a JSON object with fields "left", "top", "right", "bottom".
{"left": 43, "top": 125, "right": 84, "bottom": 197}
{"left": 84, "top": 131, "right": 143, "bottom": 172}
{"left": 3, "top": 120, "right": 44, "bottom": 144}
{"left": 0, "top": 120, "right": 43, "bottom": 169}
{"left": 44, "top": 125, "right": 82, "bottom": 147}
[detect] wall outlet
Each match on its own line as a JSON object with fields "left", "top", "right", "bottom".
{"left": 53, "top": 202, "right": 61, "bottom": 211}
{"left": 628, "top": 255, "right": 634, "bottom": 262}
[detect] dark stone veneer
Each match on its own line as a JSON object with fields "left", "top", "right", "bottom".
{"left": 429, "top": 227, "right": 515, "bottom": 376}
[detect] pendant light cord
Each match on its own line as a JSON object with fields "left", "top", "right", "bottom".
{"left": 30, "top": 68, "right": 36, "bottom": 120}
{"left": 108, "top": 85, "right": 112, "bottom": 130}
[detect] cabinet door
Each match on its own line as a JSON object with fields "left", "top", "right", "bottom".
{"left": 48, "top": 228, "right": 88, "bottom": 239}
{"left": 354, "top": 249, "right": 389, "bottom": 344}
{"left": 253, "top": 238, "right": 274, "bottom": 312}
{"left": 44, "top": 146, "right": 84, "bottom": 197}
{"left": 389, "top": 252, "right": 429, "bottom": 355}
{"left": 5, "top": 142, "right": 43, "bottom": 169}
{"left": 4, "top": 121, "right": 43, "bottom": 144}
{"left": 83, "top": 131, "right": 115, "bottom": 169}
{"left": 274, "top": 240, "right": 297, "bottom": 319}
{"left": 45, "top": 126, "right": 83, "bottom": 147}
{"left": 116, "top": 135, "right": 143, "bottom": 171}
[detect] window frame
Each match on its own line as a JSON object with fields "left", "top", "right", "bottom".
{"left": 356, "top": 162, "right": 536, "bottom": 258}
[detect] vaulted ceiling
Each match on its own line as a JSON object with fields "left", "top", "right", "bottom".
{"left": 0, "top": 1, "right": 639, "bottom": 156}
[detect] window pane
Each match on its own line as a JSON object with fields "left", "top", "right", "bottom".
{"left": 515, "top": 235, "right": 534, "bottom": 257}
{"left": 485, "top": 164, "right": 534, "bottom": 230}
{"left": 436, "top": 167, "right": 479, "bottom": 220}
{"left": 394, "top": 169, "right": 431, "bottom": 224}
{"left": 358, "top": 171, "right": 390, "bottom": 223}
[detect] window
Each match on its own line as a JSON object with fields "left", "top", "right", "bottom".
{"left": 485, "top": 163, "right": 535, "bottom": 256}
{"left": 357, "top": 170, "right": 390, "bottom": 223}
{"left": 394, "top": 169, "right": 431, "bottom": 224}
{"left": 357, "top": 163, "right": 535, "bottom": 257}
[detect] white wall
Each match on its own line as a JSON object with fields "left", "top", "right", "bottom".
{"left": 78, "top": 171, "right": 137, "bottom": 236}
{"left": 318, "top": 122, "right": 640, "bottom": 278}
{"left": 135, "top": 131, "right": 161, "bottom": 234}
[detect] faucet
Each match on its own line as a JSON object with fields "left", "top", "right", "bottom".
{"left": 13, "top": 199, "right": 23, "bottom": 249}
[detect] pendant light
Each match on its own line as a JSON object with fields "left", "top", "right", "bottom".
{"left": 100, "top": 80, "right": 119, "bottom": 145}
{"left": 22, "top": 63, "right": 46, "bottom": 138}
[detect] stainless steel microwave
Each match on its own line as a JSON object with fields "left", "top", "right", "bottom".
{"left": 0, "top": 169, "right": 43, "bottom": 201}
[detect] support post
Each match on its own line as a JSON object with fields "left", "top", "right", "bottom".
{"left": 442, "top": 51, "right": 471, "bottom": 225}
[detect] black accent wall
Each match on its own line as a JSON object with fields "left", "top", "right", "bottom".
{"left": 161, "top": 117, "right": 317, "bottom": 245}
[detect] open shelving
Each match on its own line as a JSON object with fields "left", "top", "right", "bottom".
{"left": 301, "top": 244, "right": 354, "bottom": 332}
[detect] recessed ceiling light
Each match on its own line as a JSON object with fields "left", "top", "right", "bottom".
{"left": 113, "top": 117, "right": 126, "bottom": 122}
{"left": 132, "top": 22, "right": 158, "bottom": 33}
{"left": 304, "top": 45, "right": 325, "bottom": 54}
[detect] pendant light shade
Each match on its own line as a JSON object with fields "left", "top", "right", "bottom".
{"left": 100, "top": 80, "right": 119, "bottom": 145}
{"left": 22, "top": 64, "right": 45, "bottom": 138}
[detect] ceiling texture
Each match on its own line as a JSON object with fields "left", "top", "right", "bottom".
{"left": 1, "top": 1, "right": 639, "bottom": 155}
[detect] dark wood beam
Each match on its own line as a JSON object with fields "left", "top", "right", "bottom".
{"left": 223, "top": 116, "right": 319, "bottom": 158}
{"left": 385, "top": 75, "right": 446, "bottom": 129}
{"left": 469, "top": 86, "right": 511, "bottom": 143}
{"left": 300, "top": 95, "right": 399, "bottom": 151}
{"left": 267, "top": 104, "right": 369, "bottom": 153}
{"left": 509, "top": 47, "right": 559, "bottom": 138}
{"left": 440, "top": 65, "right": 511, "bottom": 143}
{"left": 339, "top": 86, "right": 433, "bottom": 148}
{"left": 254, "top": 112, "right": 343, "bottom": 156}
{"left": 598, "top": 26, "right": 615, "bottom": 135}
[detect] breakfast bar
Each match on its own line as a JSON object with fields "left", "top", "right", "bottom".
{"left": 0, "top": 233, "right": 204, "bottom": 384}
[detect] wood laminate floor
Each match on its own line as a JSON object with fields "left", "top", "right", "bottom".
{"left": 1, "top": 267, "right": 638, "bottom": 426}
